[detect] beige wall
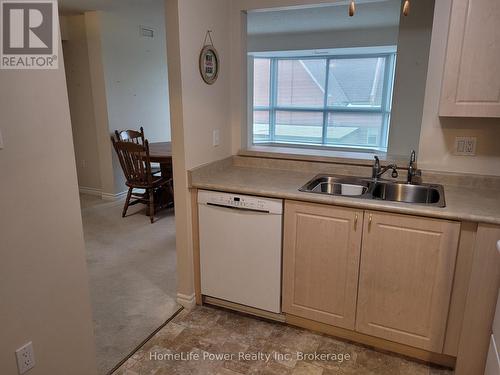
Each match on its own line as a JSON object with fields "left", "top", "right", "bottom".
{"left": 0, "top": 45, "right": 97, "bottom": 375}
{"left": 173, "top": 2, "right": 231, "bottom": 170}
{"left": 99, "top": 1, "right": 172, "bottom": 193}
{"left": 388, "top": 0, "right": 434, "bottom": 155}
{"left": 84, "top": 11, "right": 119, "bottom": 197}
{"left": 165, "top": 0, "right": 231, "bottom": 304}
{"left": 100, "top": 1, "right": 171, "bottom": 143}
{"left": 62, "top": 15, "right": 102, "bottom": 192}
{"left": 418, "top": 0, "right": 500, "bottom": 176}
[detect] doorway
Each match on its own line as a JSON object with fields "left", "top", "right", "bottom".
{"left": 59, "top": 0, "right": 179, "bottom": 373}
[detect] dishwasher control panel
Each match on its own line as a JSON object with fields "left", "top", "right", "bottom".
{"left": 198, "top": 190, "right": 283, "bottom": 214}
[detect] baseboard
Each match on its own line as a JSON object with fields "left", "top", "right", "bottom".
{"left": 101, "top": 190, "right": 128, "bottom": 201}
{"left": 203, "top": 296, "right": 286, "bottom": 322}
{"left": 177, "top": 293, "right": 196, "bottom": 309}
{"left": 79, "top": 186, "right": 102, "bottom": 197}
{"left": 286, "top": 314, "right": 456, "bottom": 368}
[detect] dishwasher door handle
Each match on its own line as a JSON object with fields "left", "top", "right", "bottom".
{"left": 205, "top": 202, "right": 271, "bottom": 214}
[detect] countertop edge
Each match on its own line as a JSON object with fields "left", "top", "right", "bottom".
{"left": 189, "top": 181, "right": 500, "bottom": 226}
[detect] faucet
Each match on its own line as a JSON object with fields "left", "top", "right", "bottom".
{"left": 372, "top": 156, "right": 398, "bottom": 180}
{"left": 407, "top": 150, "right": 421, "bottom": 184}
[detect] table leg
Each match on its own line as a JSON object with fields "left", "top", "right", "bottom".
{"left": 160, "top": 161, "right": 174, "bottom": 208}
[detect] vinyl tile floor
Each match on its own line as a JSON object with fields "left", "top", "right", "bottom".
{"left": 113, "top": 305, "right": 454, "bottom": 375}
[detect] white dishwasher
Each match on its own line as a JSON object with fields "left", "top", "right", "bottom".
{"left": 198, "top": 190, "right": 283, "bottom": 313}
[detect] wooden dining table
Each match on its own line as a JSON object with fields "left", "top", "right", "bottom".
{"left": 148, "top": 141, "right": 174, "bottom": 208}
{"left": 148, "top": 141, "right": 172, "bottom": 176}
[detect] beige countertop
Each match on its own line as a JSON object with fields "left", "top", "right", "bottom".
{"left": 189, "top": 157, "right": 500, "bottom": 225}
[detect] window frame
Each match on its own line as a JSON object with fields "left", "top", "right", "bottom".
{"left": 252, "top": 51, "right": 397, "bottom": 152}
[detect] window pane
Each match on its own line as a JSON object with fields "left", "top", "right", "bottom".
{"left": 253, "top": 110, "right": 270, "bottom": 143}
{"left": 327, "top": 57, "right": 386, "bottom": 108}
{"left": 326, "top": 112, "right": 384, "bottom": 147}
{"left": 275, "top": 111, "right": 323, "bottom": 144}
{"left": 253, "top": 59, "right": 270, "bottom": 107}
{"left": 277, "top": 59, "right": 326, "bottom": 107}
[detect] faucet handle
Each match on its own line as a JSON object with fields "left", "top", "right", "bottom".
{"left": 410, "top": 150, "right": 416, "bottom": 163}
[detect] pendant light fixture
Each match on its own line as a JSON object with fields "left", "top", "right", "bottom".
{"left": 348, "top": 0, "right": 356, "bottom": 16}
{"left": 403, "top": 0, "right": 410, "bottom": 16}
{"left": 348, "top": 0, "right": 409, "bottom": 18}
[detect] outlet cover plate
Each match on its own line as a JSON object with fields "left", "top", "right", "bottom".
{"left": 454, "top": 136, "right": 477, "bottom": 156}
{"left": 16, "top": 342, "right": 35, "bottom": 374}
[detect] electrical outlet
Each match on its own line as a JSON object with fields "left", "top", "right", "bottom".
{"left": 16, "top": 342, "right": 35, "bottom": 374}
{"left": 454, "top": 136, "right": 477, "bottom": 156}
{"left": 212, "top": 129, "right": 220, "bottom": 147}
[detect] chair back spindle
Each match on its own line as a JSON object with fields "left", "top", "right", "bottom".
{"left": 112, "top": 138, "right": 153, "bottom": 187}
{"left": 115, "top": 126, "right": 145, "bottom": 145}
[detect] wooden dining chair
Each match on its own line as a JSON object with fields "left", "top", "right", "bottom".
{"left": 114, "top": 126, "right": 161, "bottom": 175}
{"left": 111, "top": 138, "right": 170, "bottom": 223}
{"left": 114, "top": 127, "right": 145, "bottom": 145}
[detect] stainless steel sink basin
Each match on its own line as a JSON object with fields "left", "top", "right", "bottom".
{"left": 299, "top": 175, "right": 372, "bottom": 197}
{"left": 299, "top": 174, "right": 446, "bottom": 207}
{"left": 372, "top": 181, "right": 445, "bottom": 207}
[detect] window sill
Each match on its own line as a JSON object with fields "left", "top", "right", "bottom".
{"left": 239, "top": 145, "right": 408, "bottom": 167}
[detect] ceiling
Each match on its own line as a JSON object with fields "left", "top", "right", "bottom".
{"left": 247, "top": 0, "right": 402, "bottom": 35}
{"left": 59, "top": 0, "right": 401, "bottom": 35}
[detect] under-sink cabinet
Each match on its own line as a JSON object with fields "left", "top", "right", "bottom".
{"left": 282, "top": 201, "right": 460, "bottom": 352}
{"left": 282, "top": 202, "right": 363, "bottom": 330}
{"left": 356, "top": 211, "right": 460, "bottom": 352}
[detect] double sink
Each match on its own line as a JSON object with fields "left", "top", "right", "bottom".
{"left": 299, "top": 175, "right": 446, "bottom": 207}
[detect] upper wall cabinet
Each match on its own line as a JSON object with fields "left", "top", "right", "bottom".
{"left": 439, "top": 0, "right": 500, "bottom": 117}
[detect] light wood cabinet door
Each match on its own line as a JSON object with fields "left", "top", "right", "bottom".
{"left": 439, "top": 0, "right": 500, "bottom": 117}
{"left": 356, "top": 211, "right": 460, "bottom": 352}
{"left": 282, "top": 201, "right": 363, "bottom": 330}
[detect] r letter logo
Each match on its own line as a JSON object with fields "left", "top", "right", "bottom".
{"left": 1, "top": 0, "right": 58, "bottom": 69}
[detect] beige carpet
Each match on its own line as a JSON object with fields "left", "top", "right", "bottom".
{"left": 80, "top": 194, "right": 180, "bottom": 374}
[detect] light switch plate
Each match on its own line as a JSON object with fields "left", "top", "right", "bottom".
{"left": 212, "top": 129, "right": 220, "bottom": 147}
{"left": 454, "top": 136, "right": 476, "bottom": 156}
{"left": 0, "top": 129, "right": 4, "bottom": 149}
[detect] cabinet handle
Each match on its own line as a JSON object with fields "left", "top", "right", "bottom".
{"left": 354, "top": 214, "right": 358, "bottom": 229}
{"left": 369, "top": 214, "right": 373, "bottom": 229}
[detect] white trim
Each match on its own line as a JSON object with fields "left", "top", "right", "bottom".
{"left": 101, "top": 190, "right": 128, "bottom": 201}
{"left": 249, "top": 45, "right": 398, "bottom": 58}
{"left": 176, "top": 293, "right": 196, "bottom": 309}
{"left": 79, "top": 186, "right": 102, "bottom": 197}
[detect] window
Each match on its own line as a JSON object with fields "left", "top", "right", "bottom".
{"left": 251, "top": 50, "right": 396, "bottom": 151}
